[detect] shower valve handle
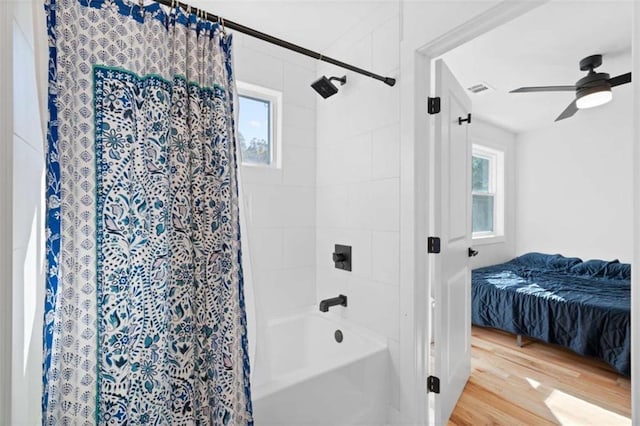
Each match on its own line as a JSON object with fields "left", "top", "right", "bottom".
{"left": 332, "top": 252, "right": 347, "bottom": 262}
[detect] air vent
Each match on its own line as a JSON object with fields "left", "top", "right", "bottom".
{"left": 467, "top": 82, "right": 493, "bottom": 94}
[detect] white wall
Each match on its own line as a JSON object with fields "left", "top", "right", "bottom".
{"left": 315, "top": 3, "right": 401, "bottom": 420}
{"left": 515, "top": 83, "right": 633, "bottom": 263}
{"left": 232, "top": 33, "right": 317, "bottom": 321}
{"left": 470, "top": 118, "right": 516, "bottom": 268}
{"left": 11, "top": 1, "right": 46, "bottom": 424}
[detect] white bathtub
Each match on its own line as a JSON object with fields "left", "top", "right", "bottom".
{"left": 251, "top": 310, "right": 389, "bottom": 425}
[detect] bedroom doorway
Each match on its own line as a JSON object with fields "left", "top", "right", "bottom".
{"left": 421, "top": 1, "right": 636, "bottom": 424}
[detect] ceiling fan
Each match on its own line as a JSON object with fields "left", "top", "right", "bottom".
{"left": 510, "top": 54, "right": 631, "bottom": 122}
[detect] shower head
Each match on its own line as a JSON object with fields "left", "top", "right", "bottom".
{"left": 311, "top": 75, "right": 347, "bottom": 98}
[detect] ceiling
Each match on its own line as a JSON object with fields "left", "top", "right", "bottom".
{"left": 442, "top": 0, "right": 633, "bottom": 134}
{"left": 189, "top": 1, "right": 387, "bottom": 52}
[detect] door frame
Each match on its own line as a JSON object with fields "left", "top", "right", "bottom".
{"left": 0, "top": 1, "right": 14, "bottom": 423}
{"left": 631, "top": 2, "right": 639, "bottom": 421}
{"left": 405, "top": 0, "right": 637, "bottom": 423}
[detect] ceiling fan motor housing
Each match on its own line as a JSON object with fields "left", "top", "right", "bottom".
{"left": 576, "top": 72, "right": 611, "bottom": 98}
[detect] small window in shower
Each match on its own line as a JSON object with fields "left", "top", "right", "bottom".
{"left": 237, "top": 81, "right": 282, "bottom": 168}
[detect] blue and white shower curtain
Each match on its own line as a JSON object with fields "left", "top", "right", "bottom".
{"left": 42, "top": 0, "right": 252, "bottom": 423}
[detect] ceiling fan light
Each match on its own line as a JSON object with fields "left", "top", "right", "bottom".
{"left": 576, "top": 87, "right": 612, "bottom": 109}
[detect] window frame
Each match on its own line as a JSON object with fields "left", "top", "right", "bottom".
{"left": 472, "top": 144, "right": 505, "bottom": 243}
{"left": 236, "top": 81, "right": 282, "bottom": 169}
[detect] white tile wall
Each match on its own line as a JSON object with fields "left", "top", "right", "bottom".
{"left": 234, "top": 36, "right": 317, "bottom": 321}
{"left": 281, "top": 187, "right": 315, "bottom": 228}
{"left": 283, "top": 145, "right": 316, "bottom": 186}
{"left": 283, "top": 62, "right": 316, "bottom": 110}
{"left": 249, "top": 228, "right": 284, "bottom": 270}
{"left": 316, "top": 268, "right": 349, "bottom": 302}
{"left": 283, "top": 103, "right": 315, "bottom": 131}
{"left": 239, "top": 32, "right": 317, "bottom": 71}
{"left": 372, "top": 123, "right": 400, "bottom": 180}
{"left": 316, "top": 186, "right": 349, "bottom": 229}
{"left": 254, "top": 266, "right": 316, "bottom": 318}
{"left": 372, "top": 17, "right": 400, "bottom": 76}
{"left": 346, "top": 182, "right": 371, "bottom": 229}
{"left": 314, "top": 5, "right": 401, "bottom": 420}
{"left": 372, "top": 231, "right": 399, "bottom": 286}
{"left": 234, "top": 46, "right": 284, "bottom": 91}
{"left": 283, "top": 123, "right": 315, "bottom": 148}
{"left": 345, "top": 277, "right": 399, "bottom": 340}
{"left": 317, "top": 132, "right": 372, "bottom": 186}
{"left": 283, "top": 228, "right": 315, "bottom": 269}
{"left": 366, "top": 178, "right": 400, "bottom": 231}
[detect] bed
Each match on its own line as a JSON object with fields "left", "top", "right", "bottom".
{"left": 472, "top": 252, "right": 631, "bottom": 376}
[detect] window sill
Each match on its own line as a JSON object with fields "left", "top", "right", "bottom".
{"left": 472, "top": 235, "right": 505, "bottom": 246}
{"left": 241, "top": 162, "right": 281, "bottom": 170}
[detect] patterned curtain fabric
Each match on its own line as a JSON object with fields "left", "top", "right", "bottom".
{"left": 42, "top": 0, "right": 252, "bottom": 424}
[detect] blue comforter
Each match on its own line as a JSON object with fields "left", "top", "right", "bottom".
{"left": 472, "top": 253, "right": 631, "bottom": 376}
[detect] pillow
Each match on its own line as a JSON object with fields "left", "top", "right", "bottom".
{"left": 569, "top": 259, "right": 624, "bottom": 278}
{"left": 514, "top": 252, "right": 581, "bottom": 271}
{"left": 546, "top": 254, "right": 583, "bottom": 271}
{"left": 603, "top": 262, "right": 631, "bottom": 280}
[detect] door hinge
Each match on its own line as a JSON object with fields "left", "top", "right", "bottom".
{"left": 427, "top": 97, "right": 441, "bottom": 115}
{"left": 458, "top": 113, "right": 472, "bottom": 125}
{"left": 427, "top": 375, "right": 440, "bottom": 393}
{"left": 427, "top": 237, "right": 441, "bottom": 254}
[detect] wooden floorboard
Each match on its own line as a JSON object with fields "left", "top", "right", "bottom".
{"left": 448, "top": 326, "right": 631, "bottom": 426}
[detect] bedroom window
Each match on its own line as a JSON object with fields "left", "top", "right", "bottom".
{"left": 472, "top": 144, "right": 504, "bottom": 240}
{"left": 237, "top": 81, "right": 282, "bottom": 168}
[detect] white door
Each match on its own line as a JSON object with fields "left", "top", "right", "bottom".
{"left": 430, "top": 59, "right": 472, "bottom": 425}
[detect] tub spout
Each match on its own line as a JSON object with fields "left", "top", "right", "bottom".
{"left": 319, "top": 294, "right": 348, "bottom": 312}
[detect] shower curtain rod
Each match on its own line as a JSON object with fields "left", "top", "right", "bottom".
{"left": 152, "top": 0, "right": 397, "bottom": 87}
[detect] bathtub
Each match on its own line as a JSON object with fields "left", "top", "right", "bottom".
{"left": 251, "top": 310, "right": 389, "bottom": 425}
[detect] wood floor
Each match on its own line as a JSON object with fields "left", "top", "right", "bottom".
{"left": 448, "top": 326, "right": 631, "bottom": 425}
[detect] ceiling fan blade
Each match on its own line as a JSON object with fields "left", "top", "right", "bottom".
{"left": 510, "top": 85, "right": 576, "bottom": 93}
{"left": 609, "top": 72, "right": 631, "bottom": 88}
{"left": 555, "top": 99, "right": 578, "bottom": 122}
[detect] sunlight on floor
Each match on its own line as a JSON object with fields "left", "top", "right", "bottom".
{"left": 454, "top": 329, "right": 632, "bottom": 425}
{"left": 544, "top": 389, "right": 631, "bottom": 425}
{"left": 525, "top": 377, "right": 541, "bottom": 389}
